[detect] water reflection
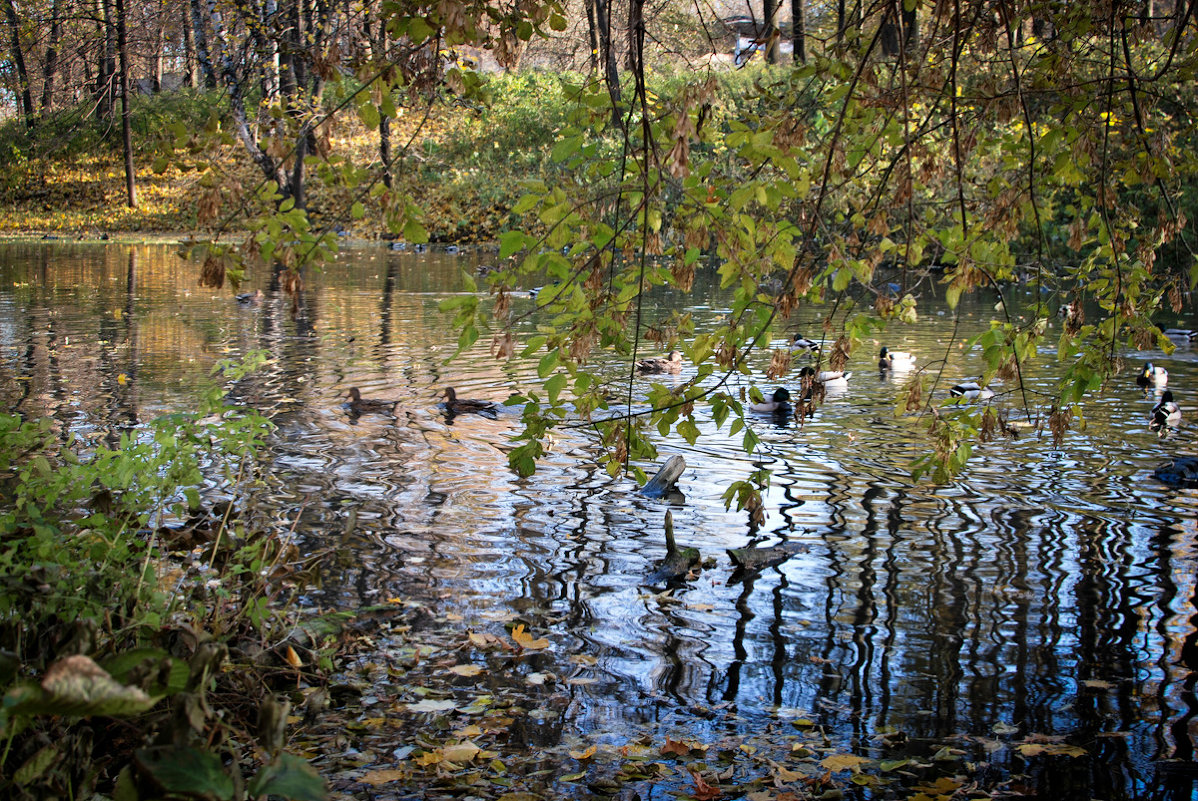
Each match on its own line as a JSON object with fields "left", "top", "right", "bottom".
{"left": 2, "top": 242, "right": 1198, "bottom": 796}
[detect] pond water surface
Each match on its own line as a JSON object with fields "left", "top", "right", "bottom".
{"left": 2, "top": 242, "right": 1197, "bottom": 799}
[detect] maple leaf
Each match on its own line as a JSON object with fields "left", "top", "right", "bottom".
{"left": 661, "top": 739, "right": 691, "bottom": 757}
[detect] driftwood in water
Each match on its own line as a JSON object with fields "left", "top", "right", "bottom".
{"left": 727, "top": 541, "right": 803, "bottom": 573}
{"left": 645, "top": 511, "right": 700, "bottom": 586}
{"left": 641, "top": 455, "right": 686, "bottom": 498}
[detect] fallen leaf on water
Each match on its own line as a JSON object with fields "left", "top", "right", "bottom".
{"left": 1017, "top": 742, "right": 1088, "bottom": 758}
{"left": 358, "top": 769, "right": 407, "bottom": 786}
{"left": 565, "top": 677, "right": 597, "bottom": 685}
{"left": 688, "top": 770, "right": 723, "bottom": 801}
{"left": 661, "top": 739, "right": 691, "bottom": 757}
{"left": 468, "top": 631, "right": 506, "bottom": 649}
{"left": 511, "top": 624, "right": 549, "bottom": 651}
{"left": 1081, "top": 679, "right": 1113, "bottom": 690}
{"left": 117, "top": 373, "right": 128, "bottom": 385}
{"left": 819, "top": 754, "right": 869, "bottom": 772}
{"left": 449, "top": 664, "right": 483, "bottom": 677}
{"left": 405, "top": 698, "right": 457, "bottom": 713}
{"left": 568, "top": 745, "right": 597, "bottom": 761}
{"left": 439, "top": 741, "right": 480, "bottom": 763}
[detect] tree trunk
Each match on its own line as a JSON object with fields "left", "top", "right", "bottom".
{"left": 593, "top": 0, "right": 621, "bottom": 128}
{"left": 370, "top": 8, "right": 393, "bottom": 188}
{"left": 2, "top": 0, "right": 35, "bottom": 125}
{"left": 791, "top": 0, "right": 805, "bottom": 63}
{"left": 40, "top": 0, "right": 63, "bottom": 112}
{"left": 190, "top": 0, "right": 217, "bottom": 88}
{"left": 115, "top": 0, "right": 137, "bottom": 206}
{"left": 183, "top": 0, "right": 198, "bottom": 88}
{"left": 584, "top": 0, "right": 599, "bottom": 74}
{"left": 98, "top": 0, "right": 116, "bottom": 119}
{"left": 763, "top": 0, "right": 779, "bottom": 63}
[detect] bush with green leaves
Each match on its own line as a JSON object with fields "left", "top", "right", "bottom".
{"left": 0, "top": 351, "right": 327, "bottom": 801}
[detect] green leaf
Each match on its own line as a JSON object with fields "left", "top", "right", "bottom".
{"left": 545, "top": 373, "right": 567, "bottom": 403}
{"left": 247, "top": 753, "right": 327, "bottom": 801}
{"left": 537, "top": 350, "right": 559, "bottom": 379}
{"left": 135, "top": 746, "right": 234, "bottom": 800}
{"left": 499, "top": 230, "right": 526, "bottom": 259}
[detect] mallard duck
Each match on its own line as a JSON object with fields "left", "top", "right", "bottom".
{"left": 235, "top": 289, "right": 264, "bottom": 305}
{"left": 790, "top": 335, "right": 821, "bottom": 354}
{"left": 949, "top": 381, "right": 995, "bottom": 400}
{"left": 1150, "top": 390, "right": 1181, "bottom": 431}
{"left": 1137, "top": 362, "right": 1169, "bottom": 389}
{"left": 798, "top": 366, "right": 851, "bottom": 387}
{"left": 879, "top": 347, "right": 916, "bottom": 371}
{"left": 345, "top": 387, "right": 398, "bottom": 415}
{"left": 750, "top": 387, "right": 791, "bottom": 413}
{"left": 636, "top": 350, "right": 684, "bottom": 374}
{"left": 441, "top": 387, "right": 498, "bottom": 416}
{"left": 1162, "top": 328, "right": 1198, "bottom": 343}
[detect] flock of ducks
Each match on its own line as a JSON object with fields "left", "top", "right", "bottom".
{"left": 343, "top": 386, "right": 500, "bottom": 419}
{"left": 342, "top": 329, "right": 1188, "bottom": 436}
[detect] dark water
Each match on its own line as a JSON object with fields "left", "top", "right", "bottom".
{"left": 3, "top": 242, "right": 1198, "bottom": 797}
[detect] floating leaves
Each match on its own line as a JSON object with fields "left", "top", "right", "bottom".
{"left": 510, "top": 624, "right": 549, "bottom": 651}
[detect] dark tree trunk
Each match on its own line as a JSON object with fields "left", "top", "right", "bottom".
{"left": 593, "top": 0, "right": 621, "bottom": 128}
{"left": 115, "top": 0, "right": 136, "bottom": 206}
{"left": 584, "top": 0, "right": 599, "bottom": 74}
{"left": 791, "top": 0, "right": 805, "bottom": 63}
{"left": 183, "top": 0, "right": 198, "bottom": 88}
{"left": 763, "top": 0, "right": 779, "bottom": 63}
{"left": 3, "top": 0, "right": 35, "bottom": 125}
{"left": 41, "top": 0, "right": 63, "bottom": 111}
{"left": 880, "top": 0, "right": 917, "bottom": 57}
{"left": 98, "top": 0, "right": 117, "bottom": 118}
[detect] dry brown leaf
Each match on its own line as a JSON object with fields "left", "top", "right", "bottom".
{"left": 449, "top": 664, "right": 483, "bottom": 677}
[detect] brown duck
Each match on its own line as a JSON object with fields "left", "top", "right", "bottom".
{"left": 345, "top": 387, "right": 398, "bottom": 415}
{"left": 636, "top": 350, "right": 684, "bottom": 375}
{"left": 441, "top": 387, "right": 498, "bottom": 416}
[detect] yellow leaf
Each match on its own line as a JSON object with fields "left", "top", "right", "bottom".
{"left": 414, "top": 751, "right": 442, "bottom": 766}
{"left": 819, "top": 754, "right": 870, "bottom": 772}
{"left": 439, "top": 741, "right": 480, "bottom": 763}
{"left": 1017, "top": 743, "right": 1088, "bottom": 758}
{"left": 511, "top": 624, "right": 549, "bottom": 651}
{"left": 284, "top": 645, "right": 303, "bottom": 668}
{"left": 359, "top": 769, "right": 407, "bottom": 786}
{"left": 117, "top": 373, "right": 128, "bottom": 385}
{"left": 449, "top": 664, "right": 483, "bottom": 677}
{"left": 568, "top": 745, "right": 597, "bottom": 760}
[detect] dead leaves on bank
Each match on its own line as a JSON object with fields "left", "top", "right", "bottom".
{"left": 304, "top": 602, "right": 1093, "bottom": 801}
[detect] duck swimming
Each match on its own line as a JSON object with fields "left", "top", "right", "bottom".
{"left": 441, "top": 387, "right": 498, "bottom": 416}
{"left": 879, "top": 347, "right": 916, "bottom": 371}
{"left": 636, "top": 350, "right": 684, "bottom": 375}
{"left": 1150, "top": 390, "right": 1181, "bottom": 431}
{"left": 798, "top": 366, "right": 851, "bottom": 388}
{"left": 949, "top": 381, "right": 995, "bottom": 400}
{"left": 1137, "top": 362, "right": 1169, "bottom": 389}
{"left": 1162, "top": 328, "right": 1197, "bottom": 343}
{"left": 750, "top": 387, "right": 791, "bottom": 413}
{"left": 345, "top": 387, "right": 398, "bottom": 415}
{"left": 790, "top": 335, "right": 821, "bottom": 354}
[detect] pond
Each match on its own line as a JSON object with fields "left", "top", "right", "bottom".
{"left": 2, "top": 241, "right": 1197, "bottom": 799}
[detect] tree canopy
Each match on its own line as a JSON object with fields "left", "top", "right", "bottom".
{"left": 4, "top": 0, "right": 1197, "bottom": 501}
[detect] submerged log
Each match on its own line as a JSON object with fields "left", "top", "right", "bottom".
{"left": 645, "top": 510, "right": 700, "bottom": 586}
{"left": 641, "top": 454, "right": 686, "bottom": 498}
{"left": 1153, "top": 457, "right": 1198, "bottom": 488}
{"left": 727, "top": 541, "right": 803, "bottom": 573}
